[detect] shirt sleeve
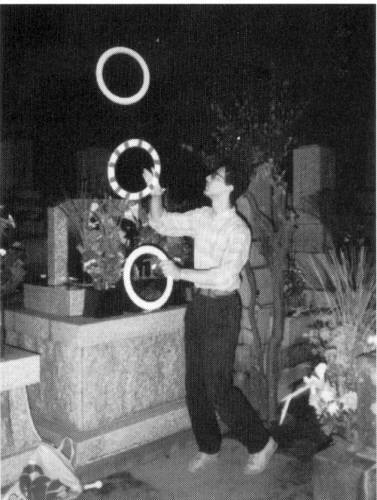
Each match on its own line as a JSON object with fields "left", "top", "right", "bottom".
{"left": 149, "top": 209, "right": 198, "bottom": 237}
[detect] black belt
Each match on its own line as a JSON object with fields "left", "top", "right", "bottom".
{"left": 194, "top": 287, "right": 237, "bottom": 298}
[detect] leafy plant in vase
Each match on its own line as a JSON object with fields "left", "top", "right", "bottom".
{"left": 60, "top": 197, "right": 132, "bottom": 317}
{"left": 280, "top": 247, "right": 376, "bottom": 448}
{"left": 0, "top": 206, "right": 27, "bottom": 355}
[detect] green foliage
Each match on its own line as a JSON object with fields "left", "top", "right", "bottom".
{"left": 302, "top": 247, "right": 376, "bottom": 438}
{"left": 308, "top": 247, "right": 376, "bottom": 347}
{"left": 0, "top": 207, "right": 26, "bottom": 296}
{"left": 208, "top": 75, "right": 307, "bottom": 176}
{"left": 60, "top": 198, "right": 130, "bottom": 290}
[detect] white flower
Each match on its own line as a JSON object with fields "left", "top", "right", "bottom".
{"left": 309, "top": 393, "right": 323, "bottom": 416}
{"left": 319, "top": 381, "right": 337, "bottom": 403}
{"left": 367, "top": 335, "right": 377, "bottom": 347}
{"left": 90, "top": 202, "right": 99, "bottom": 213}
{"left": 314, "top": 362, "right": 328, "bottom": 381}
{"left": 0, "top": 248, "right": 6, "bottom": 257}
{"left": 327, "top": 401, "right": 340, "bottom": 416}
{"left": 339, "top": 391, "right": 358, "bottom": 411}
{"left": 319, "top": 327, "right": 332, "bottom": 341}
{"left": 83, "top": 259, "right": 97, "bottom": 269}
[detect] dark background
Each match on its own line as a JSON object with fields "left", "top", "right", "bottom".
{"left": 1, "top": 4, "right": 375, "bottom": 205}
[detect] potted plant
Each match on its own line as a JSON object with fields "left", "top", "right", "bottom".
{"left": 0, "top": 206, "right": 27, "bottom": 356}
{"left": 60, "top": 197, "right": 132, "bottom": 317}
{"left": 280, "top": 246, "right": 376, "bottom": 449}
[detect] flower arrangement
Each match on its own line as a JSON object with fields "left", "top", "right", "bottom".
{"left": 60, "top": 198, "right": 132, "bottom": 291}
{"left": 280, "top": 247, "right": 376, "bottom": 441}
{"left": 0, "top": 206, "right": 26, "bottom": 296}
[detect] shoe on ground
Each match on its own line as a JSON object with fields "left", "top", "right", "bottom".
{"left": 188, "top": 452, "right": 219, "bottom": 473}
{"left": 244, "top": 437, "right": 277, "bottom": 475}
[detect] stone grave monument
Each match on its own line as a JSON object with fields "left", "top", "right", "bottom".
{"left": 293, "top": 144, "right": 336, "bottom": 253}
{"left": 24, "top": 204, "right": 87, "bottom": 316}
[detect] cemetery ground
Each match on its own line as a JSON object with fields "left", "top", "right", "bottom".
{"left": 77, "top": 394, "right": 330, "bottom": 500}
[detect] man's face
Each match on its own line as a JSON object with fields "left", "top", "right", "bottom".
{"left": 204, "top": 167, "right": 233, "bottom": 199}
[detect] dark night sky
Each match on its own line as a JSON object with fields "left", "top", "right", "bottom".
{"left": 1, "top": 3, "right": 375, "bottom": 204}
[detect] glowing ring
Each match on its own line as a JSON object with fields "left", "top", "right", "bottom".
{"left": 108, "top": 139, "right": 161, "bottom": 201}
{"left": 96, "top": 47, "right": 150, "bottom": 105}
{"left": 123, "top": 245, "right": 173, "bottom": 311}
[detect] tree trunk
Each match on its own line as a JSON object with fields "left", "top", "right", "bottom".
{"left": 266, "top": 259, "right": 286, "bottom": 422}
{"left": 244, "top": 262, "right": 263, "bottom": 367}
{"left": 243, "top": 261, "right": 268, "bottom": 420}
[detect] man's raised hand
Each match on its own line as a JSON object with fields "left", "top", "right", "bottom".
{"left": 142, "top": 168, "right": 166, "bottom": 196}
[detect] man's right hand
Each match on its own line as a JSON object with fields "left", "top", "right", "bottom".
{"left": 142, "top": 168, "right": 166, "bottom": 196}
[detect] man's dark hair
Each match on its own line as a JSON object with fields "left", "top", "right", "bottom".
{"left": 223, "top": 163, "right": 250, "bottom": 206}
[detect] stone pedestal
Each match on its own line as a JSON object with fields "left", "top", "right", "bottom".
{"left": 313, "top": 439, "right": 376, "bottom": 500}
{"left": 47, "top": 206, "right": 69, "bottom": 286}
{"left": 293, "top": 144, "right": 336, "bottom": 252}
{"left": 4, "top": 306, "right": 190, "bottom": 467}
{"left": 24, "top": 284, "right": 86, "bottom": 316}
{"left": 293, "top": 144, "right": 336, "bottom": 206}
{"left": 1, "top": 346, "right": 41, "bottom": 487}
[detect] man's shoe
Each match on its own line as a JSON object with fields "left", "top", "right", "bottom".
{"left": 244, "top": 437, "right": 277, "bottom": 475}
{"left": 188, "top": 452, "right": 219, "bottom": 473}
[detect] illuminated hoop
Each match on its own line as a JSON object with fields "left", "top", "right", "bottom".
{"left": 96, "top": 47, "right": 150, "bottom": 105}
{"left": 108, "top": 139, "right": 161, "bottom": 201}
{"left": 123, "top": 245, "right": 173, "bottom": 311}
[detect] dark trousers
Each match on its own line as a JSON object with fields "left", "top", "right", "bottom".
{"left": 184, "top": 292, "right": 270, "bottom": 454}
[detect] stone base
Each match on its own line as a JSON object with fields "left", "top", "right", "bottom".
{"left": 313, "top": 439, "right": 376, "bottom": 500}
{"left": 24, "top": 284, "right": 86, "bottom": 316}
{"left": 1, "top": 347, "right": 41, "bottom": 487}
{"left": 33, "top": 400, "right": 191, "bottom": 467}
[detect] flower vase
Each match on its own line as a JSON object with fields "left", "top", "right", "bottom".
{"left": 83, "top": 281, "right": 126, "bottom": 318}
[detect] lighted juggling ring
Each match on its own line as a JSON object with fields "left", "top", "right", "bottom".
{"left": 123, "top": 245, "right": 174, "bottom": 311}
{"left": 96, "top": 47, "right": 150, "bottom": 105}
{"left": 108, "top": 139, "right": 161, "bottom": 200}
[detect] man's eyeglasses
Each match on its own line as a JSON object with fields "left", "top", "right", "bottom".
{"left": 209, "top": 171, "right": 225, "bottom": 181}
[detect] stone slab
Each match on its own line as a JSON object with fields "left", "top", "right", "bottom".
{"left": 0, "top": 346, "right": 40, "bottom": 391}
{"left": 6, "top": 305, "right": 185, "bottom": 346}
{"left": 34, "top": 400, "right": 191, "bottom": 467}
{"left": 24, "top": 284, "right": 86, "bottom": 316}
{"left": 313, "top": 439, "right": 376, "bottom": 500}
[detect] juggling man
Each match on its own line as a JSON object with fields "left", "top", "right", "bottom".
{"left": 143, "top": 164, "right": 277, "bottom": 475}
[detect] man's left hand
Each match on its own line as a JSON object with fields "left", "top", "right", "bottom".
{"left": 160, "top": 260, "right": 182, "bottom": 281}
